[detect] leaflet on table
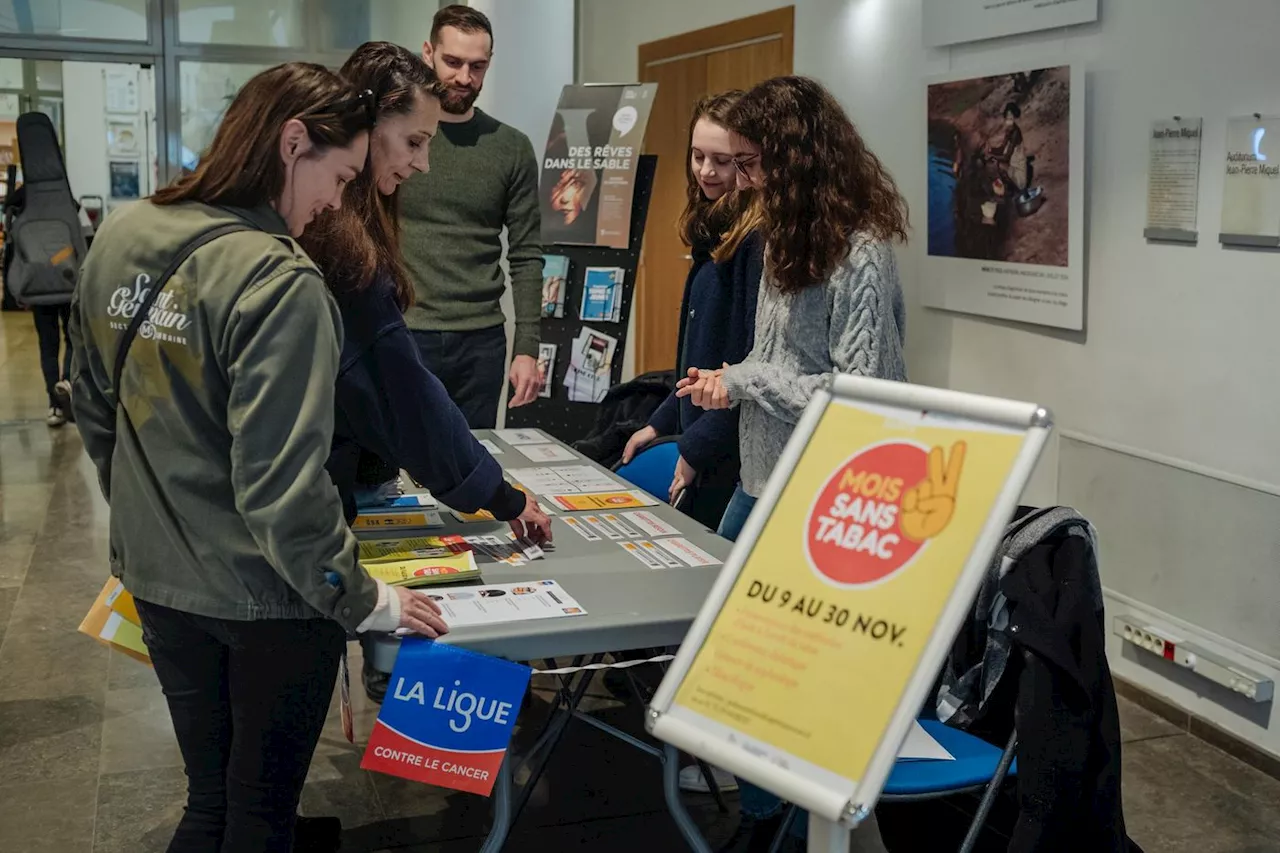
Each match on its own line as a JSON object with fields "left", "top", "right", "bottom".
{"left": 620, "top": 540, "right": 664, "bottom": 568}
{"left": 508, "top": 467, "right": 581, "bottom": 496}
{"left": 505, "top": 532, "right": 548, "bottom": 560}
{"left": 493, "top": 428, "right": 547, "bottom": 446}
{"left": 353, "top": 509, "right": 445, "bottom": 531}
{"left": 583, "top": 515, "right": 623, "bottom": 540}
{"left": 465, "top": 536, "right": 527, "bottom": 566}
{"left": 561, "top": 516, "right": 601, "bottom": 541}
{"left": 654, "top": 537, "right": 721, "bottom": 567}
{"left": 621, "top": 510, "right": 681, "bottom": 538}
{"left": 601, "top": 513, "right": 643, "bottom": 538}
{"left": 552, "top": 465, "right": 620, "bottom": 492}
{"left": 361, "top": 552, "right": 481, "bottom": 588}
{"left": 385, "top": 493, "right": 439, "bottom": 509}
{"left": 549, "top": 490, "right": 659, "bottom": 511}
{"left": 359, "top": 535, "right": 471, "bottom": 563}
{"left": 422, "top": 579, "right": 587, "bottom": 627}
{"left": 515, "top": 443, "right": 578, "bottom": 463}
{"left": 478, "top": 438, "right": 503, "bottom": 454}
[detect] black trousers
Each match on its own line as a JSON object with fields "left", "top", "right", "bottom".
{"left": 135, "top": 599, "right": 345, "bottom": 853}
{"left": 31, "top": 303, "right": 70, "bottom": 407}
{"left": 412, "top": 325, "right": 507, "bottom": 429}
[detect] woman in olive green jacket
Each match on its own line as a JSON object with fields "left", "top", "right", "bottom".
{"left": 69, "top": 63, "right": 447, "bottom": 852}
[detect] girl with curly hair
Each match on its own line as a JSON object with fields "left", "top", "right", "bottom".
{"left": 677, "top": 74, "right": 907, "bottom": 850}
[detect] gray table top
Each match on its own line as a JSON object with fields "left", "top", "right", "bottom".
{"left": 362, "top": 429, "right": 732, "bottom": 669}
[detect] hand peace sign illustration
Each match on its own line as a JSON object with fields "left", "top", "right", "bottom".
{"left": 900, "top": 441, "right": 967, "bottom": 543}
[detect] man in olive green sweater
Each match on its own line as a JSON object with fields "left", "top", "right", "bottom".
{"left": 400, "top": 5, "right": 543, "bottom": 428}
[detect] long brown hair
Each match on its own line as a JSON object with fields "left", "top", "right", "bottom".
{"left": 300, "top": 42, "right": 447, "bottom": 309}
{"left": 678, "top": 90, "right": 745, "bottom": 248}
{"left": 725, "top": 76, "right": 909, "bottom": 294}
{"left": 153, "top": 63, "right": 371, "bottom": 210}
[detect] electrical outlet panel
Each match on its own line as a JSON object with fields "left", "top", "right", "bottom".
{"left": 1113, "top": 616, "right": 1274, "bottom": 704}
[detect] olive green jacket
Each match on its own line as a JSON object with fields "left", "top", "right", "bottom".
{"left": 69, "top": 200, "right": 378, "bottom": 631}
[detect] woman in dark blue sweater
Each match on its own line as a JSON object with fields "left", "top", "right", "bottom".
{"left": 300, "top": 44, "right": 552, "bottom": 702}
{"left": 622, "top": 91, "right": 763, "bottom": 530}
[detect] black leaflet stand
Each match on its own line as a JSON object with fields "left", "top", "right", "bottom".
{"left": 506, "top": 154, "right": 657, "bottom": 444}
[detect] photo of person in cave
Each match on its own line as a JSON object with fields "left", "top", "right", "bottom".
{"left": 927, "top": 66, "right": 1069, "bottom": 267}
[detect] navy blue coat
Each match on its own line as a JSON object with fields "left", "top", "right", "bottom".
{"left": 326, "top": 276, "right": 524, "bottom": 524}
{"left": 647, "top": 231, "right": 762, "bottom": 474}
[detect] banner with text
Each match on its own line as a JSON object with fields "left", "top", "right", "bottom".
{"left": 361, "top": 639, "right": 531, "bottom": 796}
{"left": 667, "top": 398, "right": 1025, "bottom": 792}
{"left": 539, "top": 83, "right": 657, "bottom": 249}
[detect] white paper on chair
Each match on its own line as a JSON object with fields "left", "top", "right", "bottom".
{"left": 896, "top": 722, "right": 954, "bottom": 762}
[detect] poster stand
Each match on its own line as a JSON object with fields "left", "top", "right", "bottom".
{"left": 645, "top": 375, "right": 1052, "bottom": 850}
{"left": 505, "top": 154, "right": 657, "bottom": 444}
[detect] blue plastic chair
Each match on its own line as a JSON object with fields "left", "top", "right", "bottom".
{"left": 771, "top": 721, "right": 1017, "bottom": 853}
{"left": 612, "top": 436, "right": 681, "bottom": 500}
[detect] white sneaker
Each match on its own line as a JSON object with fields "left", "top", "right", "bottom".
{"left": 46, "top": 407, "right": 67, "bottom": 427}
{"left": 678, "top": 763, "right": 739, "bottom": 793}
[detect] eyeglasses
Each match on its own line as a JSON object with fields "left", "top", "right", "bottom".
{"left": 732, "top": 152, "right": 760, "bottom": 178}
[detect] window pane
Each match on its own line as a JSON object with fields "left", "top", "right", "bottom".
{"left": 35, "top": 61, "right": 62, "bottom": 92}
{"left": 0, "top": 58, "right": 21, "bottom": 90}
{"left": 0, "top": 0, "right": 148, "bottom": 41}
{"left": 177, "top": 0, "right": 306, "bottom": 48}
{"left": 179, "top": 61, "right": 269, "bottom": 172}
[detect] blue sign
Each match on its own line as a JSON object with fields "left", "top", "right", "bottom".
{"left": 361, "top": 639, "right": 532, "bottom": 795}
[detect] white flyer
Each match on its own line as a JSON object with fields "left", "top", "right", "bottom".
{"left": 561, "top": 516, "right": 601, "bottom": 542}
{"left": 639, "top": 540, "right": 683, "bottom": 568}
{"left": 602, "top": 513, "right": 642, "bottom": 538}
{"left": 583, "top": 515, "right": 623, "bottom": 541}
{"left": 508, "top": 467, "right": 581, "bottom": 495}
{"left": 654, "top": 537, "right": 721, "bottom": 567}
{"left": 478, "top": 438, "right": 503, "bottom": 454}
{"left": 619, "top": 541, "right": 664, "bottom": 568}
{"left": 516, "top": 443, "right": 579, "bottom": 463}
{"left": 494, "top": 428, "right": 547, "bottom": 446}
{"left": 623, "top": 510, "right": 681, "bottom": 538}
{"left": 422, "top": 579, "right": 587, "bottom": 627}
{"left": 553, "top": 465, "right": 621, "bottom": 492}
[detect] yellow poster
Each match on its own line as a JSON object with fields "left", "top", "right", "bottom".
{"left": 361, "top": 552, "right": 480, "bottom": 587}
{"left": 672, "top": 400, "right": 1024, "bottom": 785}
{"left": 550, "top": 490, "right": 658, "bottom": 511}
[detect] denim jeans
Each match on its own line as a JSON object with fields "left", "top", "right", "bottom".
{"left": 412, "top": 326, "right": 508, "bottom": 429}
{"left": 136, "top": 599, "right": 345, "bottom": 852}
{"left": 717, "top": 484, "right": 806, "bottom": 836}
{"left": 716, "top": 484, "right": 757, "bottom": 540}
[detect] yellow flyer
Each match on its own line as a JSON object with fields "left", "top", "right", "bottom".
{"left": 360, "top": 552, "right": 480, "bottom": 587}
{"left": 672, "top": 399, "right": 1024, "bottom": 785}
{"left": 358, "top": 536, "right": 471, "bottom": 563}
{"left": 550, "top": 490, "right": 659, "bottom": 512}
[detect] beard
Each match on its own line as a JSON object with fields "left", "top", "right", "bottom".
{"left": 442, "top": 85, "right": 480, "bottom": 115}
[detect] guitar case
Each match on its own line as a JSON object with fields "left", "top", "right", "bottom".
{"left": 6, "top": 112, "right": 85, "bottom": 306}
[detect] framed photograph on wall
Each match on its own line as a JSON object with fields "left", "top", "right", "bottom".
{"left": 922, "top": 64, "right": 1086, "bottom": 331}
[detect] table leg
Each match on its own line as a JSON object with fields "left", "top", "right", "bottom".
{"left": 807, "top": 813, "right": 850, "bottom": 853}
{"left": 478, "top": 756, "right": 514, "bottom": 853}
{"left": 663, "top": 743, "right": 713, "bottom": 853}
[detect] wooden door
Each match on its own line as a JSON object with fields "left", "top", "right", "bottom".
{"left": 635, "top": 7, "right": 793, "bottom": 377}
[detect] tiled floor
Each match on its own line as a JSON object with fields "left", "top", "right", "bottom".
{"left": 2, "top": 310, "right": 1279, "bottom": 852}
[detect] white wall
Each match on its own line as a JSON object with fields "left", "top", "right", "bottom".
{"left": 582, "top": 0, "right": 1280, "bottom": 758}
{"left": 62, "top": 62, "right": 156, "bottom": 205}
{"left": 809, "top": 0, "right": 1280, "bottom": 758}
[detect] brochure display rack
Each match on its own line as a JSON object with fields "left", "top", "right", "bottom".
{"left": 506, "top": 154, "right": 656, "bottom": 444}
